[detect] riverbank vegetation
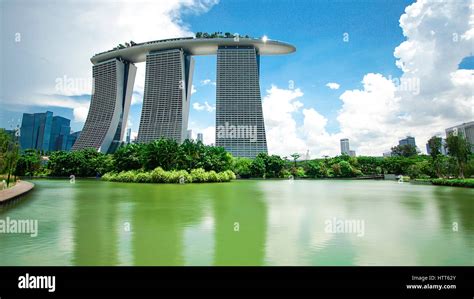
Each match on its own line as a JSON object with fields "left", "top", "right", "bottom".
{"left": 2, "top": 128, "right": 472, "bottom": 187}
{"left": 0, "top": 129, "right": 20, "bottom": 187}
{"left": 102, "top": 168, "right": 236, "bottom": 184}
{"left": 431, "top": 178, "right": 474, "bottom": 188}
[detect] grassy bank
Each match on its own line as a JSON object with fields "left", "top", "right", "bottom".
{"left": 431, "top": 178, "right": 474, "bottom": 188}
{"left": 102, "top": 167, "right": 236, "bottom": 184}
{"left": 412, "top": 178, "right": 474, "bottom": 188}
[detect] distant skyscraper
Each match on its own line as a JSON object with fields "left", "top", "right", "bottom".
{"left": 20, "top": 111, "right": 75, "bottom": 151}
{"left": 197, "top": 133, "right": 203, "bottom": 143}
{"left": 50, "top": 116, "right": 71, "bottom": 151}
{"left": 340, "top": 138, "right": 350, "bottom": 155}
{"left": 186, "top": 129, "right": 193, "bottom": 140}
{"left": 126, "top": 128, "right": 132, "bottom": 144}
{"left": 446, "top": 121, "right": 474, "bottom": 152}
{"left": 20, "top": 111, "right": 53, "bottom": 151}
{"left": 215, "top": 46, "right": 267, "bottom": 158}
{"left": 349, "top": 150, "right": 356, "bottom": 157}
{"left": 66, "top": 131, "right": 81, "bottom": 151}
{"left": 399, "top": 136, "right": 416, "bottom": 147}
{"left": 383, "top": 152, "right": 392, "bottom": 157}
{"left": 304, "top": 150, "right": 311, "bottom": 160}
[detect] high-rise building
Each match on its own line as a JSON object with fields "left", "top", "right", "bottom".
{"left": 340, "top": 138, "right": 350, "bottom": 155}
{"left": 50, "top": 116, "right": 71, "bottom": 151}
{"left": 216, "top": 46, "right": 267, "bottom": 158}
{"left": 304, "top": 150, "right": 311, "bottom": 160}
{"left": 66, "top": 131, "right": 81, "bottom": 151}
{"left": 446, "top": 121, "right": 474, "bottom": 152}
{"left": 197, "top": 133, "right": 203, "bottom": 143}
{"left": 20, "top": 111, "right": 53, "bottom": 151}
{"left": 399, "top": 136, "right": 416, "bottom": 147}
{"left": 19, "top": 111, "right": 76, "bottom": 151}
{"left": 137, "top": 49, "right": 194, "bottom": 143}
{"left": 76, "top": 37, "right": 294, "bottom": 156}
{"left": 125, "top": 128, "right": 132, "bottom": 144}
{"left": 72, "top": 58, "right": 137, "bottom": 153}
{"left": 349, "top": 150, "right": 356, "bottom": 157}
{"left": 186, "top": 129, "right": 193, "bottom": 140}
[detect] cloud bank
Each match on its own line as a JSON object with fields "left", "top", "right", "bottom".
{"left": 264, "top": 0, "right": 473, "bottom": 157}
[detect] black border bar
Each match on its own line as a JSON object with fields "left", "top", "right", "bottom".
{"left": 0, "top": 266, "right": 472, "bottom": 298}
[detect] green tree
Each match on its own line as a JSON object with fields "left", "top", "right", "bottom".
{"left": 0, "top": 129, "right": 12, "bottom": 172}
{"left": 357, "top": 156, "right": 382, "bottom": 175}
{"left": 381, "top": 156, "right": 417, "bottom": 175}
{"left": 232, "top": 157, "right": 252, "bottom": 178}
{"left": 201, "top": 146, "right": 233, "bottom": 172}
{"left": 177, "top": 139, "right": 206, "bottom": 171}
{"left": 446, "top": 133, "right": 471, "bottom": 178}
{"left": 14, "top": 149, "right": 42, "bottom": 176}
{"left": 293, "top": 167, "right": 306, "bottom": 178}
{"left": 332, "top": 163, "right": 341, "bottom": 177}
{"left": 250, "top": 155, "right": 266, "bottom": 178}
{"left": 265, "top": 154, "right": 285, "bottom": 178}
{"left": 306, "top": 161, "right": 321, "bottom": 178}
{"left": 391, "top": 144, "right": 417, "bottom": 157}
{"left": 113, "top": 143, "right": 143, "bottom": 172}
{"left": 93, "top": 153, "right": 114, "bottom": 175}
{"left": 305, "top": 160, "right": 331, "bottom": 178}
{"left": 141, "top": 139, "right": 180, "bottom": 171}
{"left": 465, "top": 155, "right": 474, "bottom": 177}
{"left": 427, "top": 136, "right": 444, "bottom": 177}
{"left": 407, "top": 160, "right": 432, "bottom": 179}
{"left": 0, "top": 129, "right": 20, "bottom": 186}
{"left": 47, "top": 148, "right": 112, "bottom": 177}
{"left": 290, "top": 153, "right": 300, "bottom": 168}
{"left": 338, "top": 161, "right": 353, "bottom": 177}
{"left": 4, "top": 142, "right": 20, "bottom": 186}
{"left": 427, "top": 136, "right": 442, "bottom": 158}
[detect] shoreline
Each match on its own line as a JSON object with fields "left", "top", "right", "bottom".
{"left": 16, "top": 176, "right": 474, "bottom": 188}
{"left": 0, "top": 181, "right": 35, "bottom": 204}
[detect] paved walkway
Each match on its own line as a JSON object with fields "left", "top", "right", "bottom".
{"left": 0, "top": 181, "right": 35, "bottom": 203}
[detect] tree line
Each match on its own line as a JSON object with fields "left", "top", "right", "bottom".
{"left": 1, "top": 129, "right": 472, "bottom": 182}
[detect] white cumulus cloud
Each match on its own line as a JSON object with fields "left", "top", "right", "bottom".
{"left": 193, "top": 101, "right": 215, "bottom": 112}
{"left": 1, "top": 0, "right": 218, "bottom": 125}
{"left": 200, "top": 79, "right": 216, "bottom": 86}
{"left": 326, "top": 82, "right": 340, "bottom": 90}
{"left": 262, "top": 85, "right": 340, "bottom": 157}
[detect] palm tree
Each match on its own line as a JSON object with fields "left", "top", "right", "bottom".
{"left": 290, "top": 153, "right": 300, "bottom": 168}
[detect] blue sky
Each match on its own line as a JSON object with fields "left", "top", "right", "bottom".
{"left": 1, "top": 0, "right": 472, "bottom": 156}
{"left": 186, "top": 0, "right": 412, "bottom": 134}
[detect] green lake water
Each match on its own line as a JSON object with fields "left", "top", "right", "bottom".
{"left": 0, "top": 179, "right": 473, "bottom": 266}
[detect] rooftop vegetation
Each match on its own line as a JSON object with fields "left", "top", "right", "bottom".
{"left": 195, "top": 32, "right": 251, "bottom": 39}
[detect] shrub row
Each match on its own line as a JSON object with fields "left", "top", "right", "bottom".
{"left": 431, "top": 178, "right": 474, "bottom": 188}
{"left": 102, "top": 167, "right": 236, "bottom": 184}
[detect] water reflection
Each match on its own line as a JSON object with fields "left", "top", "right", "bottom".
{"left": 72, "top": 180, "right": 119, "bottom": 265}
{"left": 0, "top": 179, "right": 472, "bottom": 266}
{"left": 432, "top": 186, "right": 474, "bottom": 250}
{"left": 130, "top": 184, "right": 205, "bottom": 265}
{"left": 211, "top": 182, "right": 267, "bottom": 265}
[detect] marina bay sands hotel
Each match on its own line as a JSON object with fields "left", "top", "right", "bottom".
{"left": 72, "top": 36, "right": 295, "bottom": 158}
